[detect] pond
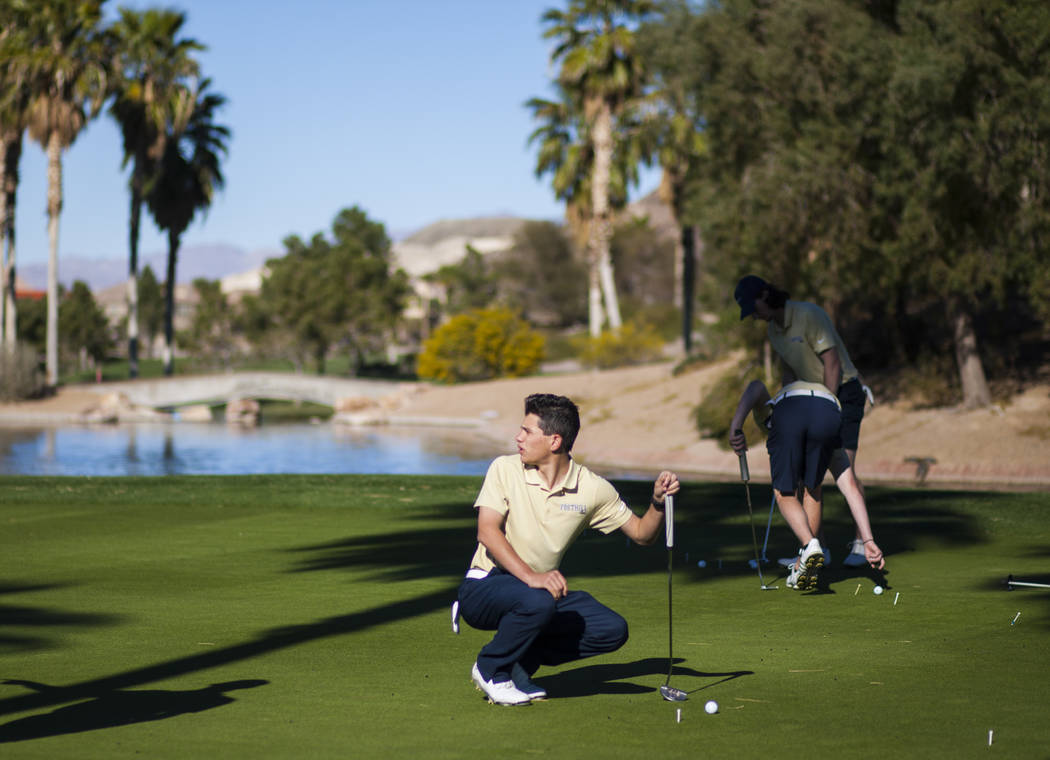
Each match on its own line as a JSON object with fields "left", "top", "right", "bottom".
{"left": 0, "top": 422, "right": 502, "bottom": 477}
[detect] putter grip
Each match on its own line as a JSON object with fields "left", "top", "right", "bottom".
{"left": 664, "top": 494, "right": 674, "bottom": 548}
{"left": 735, "top": 430, "right": 750, "bottom": 482}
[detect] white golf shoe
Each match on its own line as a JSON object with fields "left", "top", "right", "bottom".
{"left": 779, "top": 545, "right": 830, "bottom": 569}
{"left": 471, "top": 662, "right": 532, "bottom": 705}
{"left": 787, "top": 538, "right": 825, "bottom": 591}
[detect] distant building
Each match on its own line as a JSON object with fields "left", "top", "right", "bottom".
{"left": 220, "top": 265, "right": 268, "bottom": 305}
{"left": 13, "top": 275, "right": 45, "bottom": 301}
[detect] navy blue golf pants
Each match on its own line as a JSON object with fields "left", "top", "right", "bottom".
{"left": 458, "top": 569, "right": 629, "bottom": 683}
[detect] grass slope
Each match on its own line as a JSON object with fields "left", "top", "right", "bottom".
{"left": 0, "top": 476, "right": 1047, "bottom": 758}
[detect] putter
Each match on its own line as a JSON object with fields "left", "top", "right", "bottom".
{"left": 737, "top": 440, "right": 777, "bottom": 591}
{"left": 659, "top": 493, "right": 688, "bottom": 702}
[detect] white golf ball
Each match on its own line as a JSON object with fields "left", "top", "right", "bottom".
{"left": 704, "top": 700, "right": 718, "bottom": 714}
{"left": 873, "top": 585, "right": 884, "bottom": 595}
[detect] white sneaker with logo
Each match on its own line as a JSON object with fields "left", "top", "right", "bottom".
{"left": 471, "top": 662, "right": 532, "bottom": 705}
{"left": 790, "top": 538, "right": 825, "bottom": 591}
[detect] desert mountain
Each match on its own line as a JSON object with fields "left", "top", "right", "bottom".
{"left": 19, "top": 244, "right": 276, "bottom": 293}
{"left": 18, "top": 191, "right": 673, "bottom": 292}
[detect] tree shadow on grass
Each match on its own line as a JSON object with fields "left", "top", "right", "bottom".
{"left": 0, "top": 585, "right": 459, "bottom": 719}
{"left": 0, "top": 679, "right": 267, "bottom": 743}
{"left": 625, "top": 483, "right": 993, "bottom": 591}
{"left": 285, "top": 522, "right": 476, "bottom": 582}
{"left": 0, "top": 480, "right": 1015, "bottom": 721}
{"left": 537, "top": 657, "right": 752, "bottom": 699}
{"left": 0, "top": 584, "right": 123, "bottom": 654}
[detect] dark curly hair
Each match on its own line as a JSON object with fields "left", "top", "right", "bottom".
{"left": 524, "top": 393, "right": 580, "bottom": 453}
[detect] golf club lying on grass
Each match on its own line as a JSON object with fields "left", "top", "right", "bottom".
{"left": 737, "top": 440, "right": 777, "bottom": 591}
{"left": 659, "top": 493, "right": 688, "bottom": 703}
{"left": 1006, "top": 574, "right": 1050, "bottom": 590}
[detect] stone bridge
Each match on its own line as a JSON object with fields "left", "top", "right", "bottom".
{"left": 94, "top": 372, "right": 412, "bottom": 409}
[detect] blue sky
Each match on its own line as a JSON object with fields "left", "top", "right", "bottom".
{"left": 13, "top": 0, "right": 659, "bottom": 268}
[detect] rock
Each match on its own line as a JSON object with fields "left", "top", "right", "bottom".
{"left": 335, "top": 396, "right": 380, "bottom": 413}
{"left": 79, "top": 392, "right": 170, "bottom": 424}
{"left": 225, "top": 398, "right": 260, "bottom": 426}
{"left": 178, "top": 404, "right": 214, "bottom": 422}
{"left": 331, "top": 410, "right": 388, "bottom": 426}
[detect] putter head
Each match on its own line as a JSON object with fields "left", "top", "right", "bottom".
{"left": 659, "top": 685, "right": 688, "bottom": 702}
{"left": 760, "top": 584, "right": 778, "bottom": 590}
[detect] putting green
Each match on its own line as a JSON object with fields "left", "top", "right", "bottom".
{"left": 0, "top": 476, "right": 1047, "bottom": 758}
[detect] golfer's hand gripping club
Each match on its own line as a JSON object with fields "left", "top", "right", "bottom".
{"left": 735, "top": 430, "right": 750, "bottom": 483}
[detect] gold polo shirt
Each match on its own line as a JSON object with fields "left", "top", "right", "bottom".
{"left": 768, "top": 301, "right": 859, "bottom": 387}
{"left": 469, "top": 454, "right": 632, "bottom": 574}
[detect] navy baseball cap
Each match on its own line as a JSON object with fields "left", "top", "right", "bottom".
{"left": 734, "top": 275, "right": 768, "bottom": 320}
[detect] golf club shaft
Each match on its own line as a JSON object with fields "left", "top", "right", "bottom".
{"left": 739, "top": 452, "right": 769, "bottom": 588}
{"left": 665, "top": 493, "right": 675, "bottom": 685}
{"left": 761, "top": 490, "right": 776, "bottom": 561}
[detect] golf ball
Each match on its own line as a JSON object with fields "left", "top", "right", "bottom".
{"left": 874, "top": 585, "right": 884, "bottom": 595}
{"left": 697, "top": 560, "right": 707, "bottom": 568}
{"left": 705, "top": 700, "right": 719, "bottom": 714}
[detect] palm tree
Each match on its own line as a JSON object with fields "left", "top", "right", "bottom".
{"left": 110, "top": 7, "right": 201, "bottom": 378}
{"left": 539, "top": 0, "right": 655, "bottom": 336}
{"left": 0, "top": 1, "right": 36, "bottom": 349}
{"left": 527, "top": 86, "right": 639, "bottom": 336}
{"left": 25, "top": 0, "right": 111, "bottom": 386}
{"left": 146, "top": 79, "right": 228, "bottom": 376}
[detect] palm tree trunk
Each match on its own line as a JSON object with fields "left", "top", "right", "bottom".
{"left": 659, "top": 172, "right": 684, "bottom": 310}
{"left": 0, "top": 144, "right": 8, "bottom": 350}
{"left": 588, "top": 254, "right": 604, "bottom": 337}
{"left": 127, "top": 191, "right": 141, "bottom": 377}
{"left": 162, "top": 229, "right": 178, "bottom": 376}
{"left": 45, "top": 131, "right": 62, "bottom": 387}
{"left": 590, "top": 102, "right": 621, "bottom": 332}
{"left": 2, "top": 132, "right": 21, "bottom": 349}
{"left": 0, "top": 134, "right": 7, "bottom": 347}
{"left": 953, "top": 305, "right": 990, "bottom": 409}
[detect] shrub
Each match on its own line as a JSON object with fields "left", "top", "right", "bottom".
{"left": 0, "top": 344, "right": 46, "bottom": 401}
{"left": 573, "top": 322, "right": 665, "bottom": 370}
{"left": 693, "top": 359, "right": 768, "bottom": 449}
{"left": 416, "top": 308, "right": 545, "bottom": 383}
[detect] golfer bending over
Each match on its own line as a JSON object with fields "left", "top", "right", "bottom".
{"left": 729, "top": 378, "right": 884, "bottom": 591}
{"left": 457, "top": 393, "right": 680, "bottom": 705}
{"left": 734, "top": 275, "right": 880, "bottom": 568}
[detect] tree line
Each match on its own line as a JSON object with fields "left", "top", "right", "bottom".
{"left": 0, "top": 0, "right": 229, "bottom": 384}
{"left": 527, "top": 0, "right": 1050, "bottom": 408}
{"left": 5, "top": 0, "right": 1049, "bottom": 407}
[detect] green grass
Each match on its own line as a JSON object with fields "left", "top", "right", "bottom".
{"left": 1, "top": 476, "right": 1047, "bottom": 758}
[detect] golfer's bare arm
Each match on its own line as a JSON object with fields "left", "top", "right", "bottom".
{"left": 819, "top": 348, "right": 842, "bottom": 392}
{"left": 476, "top": 505, "right": 567, "bottom": 598}
{"left": 729, "top": 380, "right": 771, "bottom": 454}
{"left": 619, "top": 471, "right": 681, "bottom": 546}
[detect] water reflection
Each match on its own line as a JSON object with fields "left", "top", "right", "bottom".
{"left": 0, "top": 423, "right": 500, "bottom": 477}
